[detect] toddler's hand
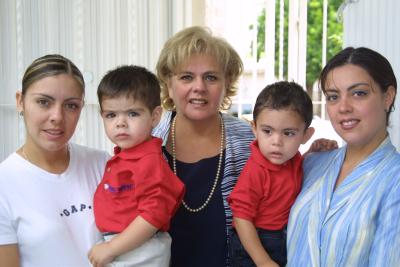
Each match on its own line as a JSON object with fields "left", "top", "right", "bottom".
{"left": 308, "top": 138, "right": 338, "bottom": 153}
{"left": 88, "top": 242, "right": 115, "bottom": 267}
{"left": 259, "top": 260, "right": 280, "bottom": 267}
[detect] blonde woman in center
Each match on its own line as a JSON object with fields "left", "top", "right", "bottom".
{"left": 153, "top": 26, "right": 254, "bottom": 266}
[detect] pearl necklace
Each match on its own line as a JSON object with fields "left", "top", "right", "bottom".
{"left": 171, "top": 115, "right": 225, "bottom": 213}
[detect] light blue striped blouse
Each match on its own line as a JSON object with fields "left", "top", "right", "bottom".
{"left": 287, "top": 137, "right": 400, "bottom": 267}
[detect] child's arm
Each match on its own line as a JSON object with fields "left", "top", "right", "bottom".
{"left": 233, "top": 217, "right": 279, "bottom": 267}
{"left": 88, "top": 216, "right": 157, "bottom": 267}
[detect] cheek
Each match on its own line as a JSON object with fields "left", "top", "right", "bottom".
{"left": 326, "top": 104, "right": 335, "bottom": 117}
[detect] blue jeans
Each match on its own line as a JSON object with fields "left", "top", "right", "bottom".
{"left": 229, "top": 227, "right": 287, "bottom": 267}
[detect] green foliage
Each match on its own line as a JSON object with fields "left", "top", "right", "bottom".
{"left": 249, "top": 0, "right": 343, "bottom": 88}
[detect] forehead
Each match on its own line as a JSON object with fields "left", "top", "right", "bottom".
{"left": 325, "top": 64, "right": 374, "bottom": 89}
{"left": 256, "top": 108, "right": 306, "bottom": 129}
{"left": 177, "top": 53, "right": 222, "bottom": 73}
{"left": 101, "top": 95, "right": 149, "bottom": 109}
{"left": 25, "top": 74, "right": 83, "bottom": 98}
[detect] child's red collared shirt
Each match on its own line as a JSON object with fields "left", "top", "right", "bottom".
{"left": 94, "top": 137, "right": 185, "bottom": 233}
{"left": 228, "top": 140, "right": 303, "bottom": 230}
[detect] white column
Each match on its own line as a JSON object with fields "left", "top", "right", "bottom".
{"left": 264, "top": 0, "right": 276, "bottom": 85}
{"left": 288, "top": 0, "right": 307, "bottom": 88}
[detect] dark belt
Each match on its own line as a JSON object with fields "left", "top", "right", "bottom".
{"left": 102, "top": 232, "right": 119, "bottom": 236}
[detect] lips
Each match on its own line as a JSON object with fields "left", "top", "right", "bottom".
{"left": 269, "top": 152, "right": 283, "bottom": 158}
{"left": 43, "top": 129, "right": 64, "bottom": 136}
{"left": 115, "top": 133, "right": 130, "bottom": 139}
{"left": 189, "top": 98, "right": 207, "bottom": 105}
{"left": 339, "top": 119, "right": 359, "bottom": 129}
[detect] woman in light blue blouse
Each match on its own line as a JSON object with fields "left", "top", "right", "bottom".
{"left": 287, "top": 47, "right": 399, "bottom": 267}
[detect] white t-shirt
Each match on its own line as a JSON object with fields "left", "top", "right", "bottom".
{"left": 0, "top": 144, "right": 109, "bottom": 267}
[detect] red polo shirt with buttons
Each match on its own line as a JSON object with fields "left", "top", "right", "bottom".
{"left": 94, "top": 137, "right": 185, "bottom": 233}
{"left": 228, "top": 140, "right": 303, "bottom": 230}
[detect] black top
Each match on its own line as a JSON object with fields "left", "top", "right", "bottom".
{"left": 163, "top": 147, "right": 227, "bottom": 267}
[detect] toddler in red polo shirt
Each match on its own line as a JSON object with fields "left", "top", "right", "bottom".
{"left": 88, "top": 65, "right": 185, "bottom": 267}
{"left": 228, "top": 81, "right": 336, "bottom": 267}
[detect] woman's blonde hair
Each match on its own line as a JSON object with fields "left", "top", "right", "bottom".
{"left": 156, "top": 26, "right": 243, "bottom": 110}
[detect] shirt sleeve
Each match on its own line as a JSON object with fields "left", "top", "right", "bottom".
{"left": 368, "top": 180, "right": 400, "bottom": 266}
{"left": 228, "top": 160, "right": 268, "bottom": 222}
{"left": 0, "top": 196, "right": 18, "bottom": 245}
{"left": 135, "top": 154, "right": 185, "bottom": 231}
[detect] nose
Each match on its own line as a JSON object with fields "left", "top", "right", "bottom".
{"left": 271, "top": 133, "right": 283, "bottom": 146}
{"left": 193, "top": 77, "right": 206, "bottom": 92}
{"left": 116, "top": 115, "right": 127, "bottom": 128}
{"left": 338, "top": 95, "right": 352, "bottom": 113}
{"left": 49, "top": 104, "right": 64, "bottom": 123}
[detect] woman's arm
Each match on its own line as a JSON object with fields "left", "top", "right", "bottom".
{"left": 234, "top": 217, "right": 279, "bottom": 267}
{"left": 88, "top": 216, "right": 158, "bottom": 267}
{"left": 368, "top": 181, "right": 400, "bottom": 266}
{"left": 0, "top": 244, "right": 20, "bottom": 267}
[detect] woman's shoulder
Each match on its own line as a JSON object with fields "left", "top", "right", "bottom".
{"left": 69, "top": 143, "right": 110, "bottom": 163}
{"left": 222, "top": 113, "right": 254, "bottom": 138}
{"left": 303, "top": 149, "right": 340, "bottom": 167}
{"left": 0, "top": 153, "right": 21, "bottom": 177}
{"left": 302, "top": 148, "right": 342, "bottom": 182}
{"left": 152, "top": 111, "right": 172, "bottom": 141}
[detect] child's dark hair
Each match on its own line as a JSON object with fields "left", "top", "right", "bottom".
{"left": 97, "top": 65, "right": 161, "bottom": 111}
{"left": 253, "top": 81, "right": 313, "bottom": 128}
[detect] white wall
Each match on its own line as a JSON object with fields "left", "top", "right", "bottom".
{"left": 0, "top": 0, "right": 193, "bottom": 161}
{"left": 342, "top": 0, "right": 400, "bottom": 150}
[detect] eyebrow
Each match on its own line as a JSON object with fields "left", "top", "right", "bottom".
{"left": 101, "top": 107, "right": 146, "bottom": 113}
{"left": 326, "top": 82, "right": 370, "bottom": 92}
{"left": 176, "top": 71, "right": 220, "bottom": 75}
{"left": 260, "top": 124, "right": 300, "bottom": 131}
{"left": 30, "top": 93, "right": 82, "bottom": 101}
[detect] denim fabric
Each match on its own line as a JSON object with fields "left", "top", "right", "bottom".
{"left": 229, "top": 227, "right": 287, "bottom": 267}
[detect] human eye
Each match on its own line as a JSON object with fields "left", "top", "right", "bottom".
{"left": 178, "top": 74, "right": 193, "bottom": 81}
{"left": 284, "top": 130, "right": 296, "bottom": 137}
{"left": 262, "top": 128, "right": 272, "bottom": 135}
{"left": 352, "top": 89, "right": 368, "bottom": 97}
{"left": 36, "top": 98, "right": 50, "bottom": 107}
{"left": 103, "top": 112, "right": 116, "bottom": 119}
{"left": 65, "top": 102, "right": 81, "bottom": 111}
{"left": 325, "top": 93, "right": 338, "bottom": 102}
{"left": 128, "top": 111, "right": 139, "bottom": 117}
{"left": 204, "top": 74, "right": 218, "bottom": 81}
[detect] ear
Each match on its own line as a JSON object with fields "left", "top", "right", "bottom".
{"left": 151, "top": 106, "right": 162, "bottom": 128}
{"left": 301, "top": 127, "right": 315, "bottom": 144}
{"left": 251, "top": 120, "right": 258, "bottom": 139}
{"left": 16, "top": 91, "right": 24, "bottom": 112}
{"left": 167, "top": 78, "right": 174, "bottom": 99}
{"left": 384, "top": 85, "right": 396, "bottom": 111}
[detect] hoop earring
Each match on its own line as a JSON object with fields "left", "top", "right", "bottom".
{"left": 162, "top": 97, "right": 171, "bottom": 107}
{"left": 19, "top": 111, "right": 24, "bottom": 116}
{"left": 162, "top": 97, "right": 176, "bottom": 111}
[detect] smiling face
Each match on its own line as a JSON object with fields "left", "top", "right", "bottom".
{"left": 324, "top": 64, "right": 395, "bottom": 149}
{"left": 101, "top": 95, "right": 161, "bottom": 150}
{"left": 168, "top": 54, "right": 226, "bottom": 122}
{"left": 17, "top": 74, "right": 84, "bottom": 153}
{"left": 253, "top": 108, "right": 313, "bottom": 165}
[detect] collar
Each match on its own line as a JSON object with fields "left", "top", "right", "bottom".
{"left": 112, "top": 137, "right": 162, "bottom": 160}
{"left": 250, "top": 140, "right": 302, "bottom": 171}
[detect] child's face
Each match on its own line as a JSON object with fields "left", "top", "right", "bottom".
{"left": 101, "top": 95, "right": 161, "bottom": 150}
{"left": 252, "top": 108, "right": 313, "bottom": 165}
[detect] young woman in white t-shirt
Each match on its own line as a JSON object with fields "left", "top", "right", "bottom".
{"left": 0, "top": 54, "right": 109, "bottom": 267}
